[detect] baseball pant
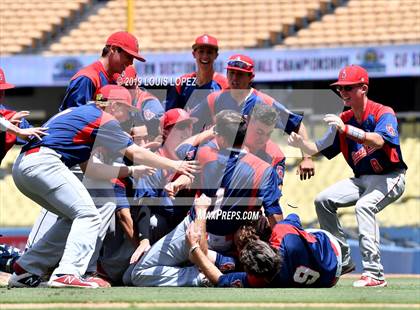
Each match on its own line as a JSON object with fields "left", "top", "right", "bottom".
{"left": 127, "top": 216, "right": 204, "bottom": 287}
{"left": 314, "top": 169, "right": 405, "bottom": 280}
{"left": 100, "top": 207, "right": 173, "bottom": 284}
{"left": 25, "top": 165, "right": 84, "bottom": 249}
{"left": 12, "top": 147, "right": 101, "bottom": 277}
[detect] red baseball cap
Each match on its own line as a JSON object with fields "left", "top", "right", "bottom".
{"left": 0, "top": 68, "right": 15, "bottom": 90}
{"left": 96, "top": 85, "right": 139, "bottom": 111}
{"left": 192, "top": 34, "right": 218, "bottom": 50}
{"left": 114, "top": 65, "right": 138, "bottom": 86}
{"left": 160, "top": 108, "right": 198, "bottom": 129}
{"left": 330, "top": 65, "right": 369, "bottom": 86}
{"left": 226, "top": 54, "right": 254, "bottom": 73}
{"left": 106, "top": 31, "right": 146, "bottom": 62}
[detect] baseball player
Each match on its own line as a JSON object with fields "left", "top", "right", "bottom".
{"left": 127, "top": 110, "right": 283, "bottom": 287}
{"left": 8, "top": 85, "right": 197, "bottom": 288}
{"left": 0, "top": 68, "right": 47, "bottom": 163}
{"left": 115, "top": 65, "right": 164, "bottom": 138}
{"left": 243, "top": 104, "right": 286, "bottom": 188}
{"left": 60, "top": 31, "right": 145, "bottom": 111}
{"left": 288, "top": 65, "right": 407, "bottom": 287}
{"left": 134, "top": 108, "right": 198, "bottom": 244}
{"left": 186, "top": 213, "right": 342, "bottom": 288}
{"left": 191, "top": 54, "right": 315, "bottom": 180}
{"left": 26, "top": 31, "right": 145, "bottom": 250}
{"left": 97, "top": 109, "right": 198, "bottom": 285}
{"left": 164, "top": 34, "right": 228, "bottom": 111}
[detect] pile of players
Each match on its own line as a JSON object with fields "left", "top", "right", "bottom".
{"left": 1, "top": 31, "right": 406, "bottom": 289}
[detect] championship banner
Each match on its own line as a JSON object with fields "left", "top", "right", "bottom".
{"left": 1, "top": 44, "right": 419, "bottom": 87}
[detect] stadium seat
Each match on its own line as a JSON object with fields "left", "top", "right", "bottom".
{"left": 0, "top": 0, "right": 92, "bottom": 56}
{"left": 277, "top": 0, "right": 420, "bottom": 48}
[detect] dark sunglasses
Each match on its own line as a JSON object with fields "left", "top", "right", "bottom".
{"left": 227, "top": 60, "right": 253, "bottom": 71}
{"left": 335, "top": 84, "right": 362, "bottom": 92}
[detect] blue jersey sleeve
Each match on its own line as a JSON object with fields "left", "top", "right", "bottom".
{"left": 272, "top": 101, "right": 303, "bottom": 134}
{"left": 273, "top": 158, "right": 285, "bottom": 186}
{"left": 94, "top": 120, "right": 133, "bottom": 152}
{"left": 259, "top": 167, "right": 282, "bottom": 216}
{"left": 60, "top": 76, "right": 96, "bottom": 111}
{"left": 217, "top": 272, "right": 250, "bottom": 288}
{"left": 316, "top": 126, "right": 341, "bottom": 159}
{"left": 142, "top": 98, "right": 164, "bottom": 121}
{"left": 176, "top": 143, "right": 198, "bottom": 160}
{"left": 374, "top": 113, "right": 400, "bottom": 146}
{"left": 15, "top": 117, "right": 32, "bottom": 145}
{"left": 215, "top": 253, "right": 237, "bottom": 273}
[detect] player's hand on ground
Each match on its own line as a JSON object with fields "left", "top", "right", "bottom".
{"left": 131, "top": 165, "right": 157, "bottom": 179}
{"left": 297, "top": 157, "right": 315, "bottom": 180}
{"left": 186, "top": 222, "right": 201, "bottom": 249}
{"left": 324, "top": 114, "right": 345, "bottom": 132}
{"left": 288, "top": 132, "right": 304, "bottom": 148}
{"left": 130, "top": 239, "right": 151, "bottom": 264}
{"left": 172, "top": 160, "right": 200, "bottom": 179}
{"left": 15, "top": 127, "right": 49, "bottom": 141}
{"left": 9, "top": 110, "right": 30, "bottom": 125}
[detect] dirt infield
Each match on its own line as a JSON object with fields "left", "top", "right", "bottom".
{"left": 1, "top": 302, "right": 420, "bottom": 309}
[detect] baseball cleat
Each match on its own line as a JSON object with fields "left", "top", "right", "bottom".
{"left": 48, "top": 274, "right": 99, "bottom": 288}
{"left": 353, "top": 275, "right": 387, "bottom": 287}
{"left": 82, "top": 273, "right": 111, "bottom": 288}
{"left": 8, "top": 262, "right": 44, "bottom": 288}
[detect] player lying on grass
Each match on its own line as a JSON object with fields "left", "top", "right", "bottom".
{"left": 125, "top": 110, "right": 282, "bottom": 287}
{"left": 186, "top": 213, "right": 343, "bottom": 288}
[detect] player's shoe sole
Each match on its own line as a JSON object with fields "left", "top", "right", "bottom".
{"left": 48, "top": 274, "right": 99, "bottom": 288}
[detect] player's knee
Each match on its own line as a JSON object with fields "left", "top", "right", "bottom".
{"left": 314, "top": 192, "right": 330, "bottom": 208}
{"left": 131, "top": 268, "right": 149, "bottom": 287}
{"left": 354, "top": 202, "right": 377, "bottom": 215}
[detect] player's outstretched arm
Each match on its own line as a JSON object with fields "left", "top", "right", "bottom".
{"left": 125, "top": 144, "right": 199, "bottom": 179}
{"left": 1, "top": 117, "right": 48, "bottom": 141}
{"left": 324, "top": 114, "right": 384, "bottom": 148}
{"left": 288, "top": 132, "right": 320, "bottom": 156}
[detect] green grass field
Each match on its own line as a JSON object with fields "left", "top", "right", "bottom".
{"left": 0, "top": 277, "right": 419, "bottom": 309}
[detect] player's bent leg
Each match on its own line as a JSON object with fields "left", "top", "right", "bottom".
{"left": 131, "top": 216, "right": 192, "bottom": 286}
{"left": 315, "top": 178, "right": 361, "bottom": 266}
{"left": 26, "top": 209, "right": 58, "bottom": 250}
{"left": 12, "top": 149, "right": 102, "bottom": 285}
{"left": 354, "top": 171, "right": 406, "bottom": 284}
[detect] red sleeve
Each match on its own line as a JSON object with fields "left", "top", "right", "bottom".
{"left": 213, "top": 73, "right": 229, "bottom": 89}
